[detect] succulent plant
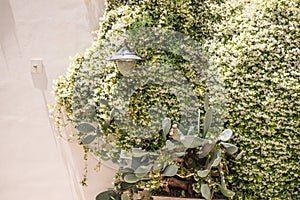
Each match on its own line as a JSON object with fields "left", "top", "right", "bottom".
{"left": 95, "top": 102, "right": 240, "bottom": 200}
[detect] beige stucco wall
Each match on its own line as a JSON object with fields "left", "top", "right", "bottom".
{"left": 0, "top": 0, "right": 110, "bottom": 199}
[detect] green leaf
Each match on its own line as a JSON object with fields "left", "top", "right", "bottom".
{"left": 198, "top": 141, "right": 216, "bottom": 158}
{"left": 120, "top": 182, "right": 134, "bottom": 190}
{"left": 220, "top": 142, "right": 238, "bottom": 154}
{"left": 96, "top": 190, "right": 118, "bottom": 200}
{"left": 162, "top": 164, "right": 179, "bottom": 177}
{"left": 220, "top": 129, "right": 233, "bottom": 141}
{"left": 203, "top": 108, "right": 212, "bottom": 137}
{"left": 119, "top": 168, "right": 134, "bottom": 174}
{"left": 204, "top": 93, "right": 209, "bottom": 111}
{"left": 76, "top": 122, "right": 95, "bottom": 133}
{"left": 110, "top": 108, "right": 117, "bottom": 120}
{"left": 132, "top": 148, "right": 147, "bottom": 157}
{"left": 162, "top": 118, "right": 171, "bottom": 140}
{"left": 187, "top": 126, "right": 195, "bottom": 135}
{"left": 212, "top": 157, "right": 221, "bottom": 167}
{"left": 165, "top": 140, "right": 175, "bottom": 150}
{"left": 219, "top": 185, "right": 235, "bottom": 198}
{"left": 121, "top": 194, "right": 130, "bottom": 200}
{"left": 82, "top": 134, "right": 97, "bottom": 144}
{"left": 134, "top": 165, "right": 152, "bottom": 174}
{"left": 135, "top": 173, "right": 148, "bottom": 178}
{"left": 174, "top": 152, "right": 185, "bottom": 157}
{"left": 162, "top": 162, "right": 168, "bottom": 171}
{"left": 211, "top": 149, "right": 222, "bottom": 167}
{"left": 197, "top": 169, "right": 210, "bottom": 177}
{"left": 201, "top": 184, "right": 211, "bottom": 200}
{"left": 140, "top": 155, "right": 149, "bottom": 164}
{"left": 178, "top": 124, "right": 187, "bottom": 135}
{"left": 124, "top": 174, "right": 139, "bottom": 183}
{"left": 182, "top": 135, "right": 207, "bottom": 149}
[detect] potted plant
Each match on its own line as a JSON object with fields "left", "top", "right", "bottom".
{"left": 91, "top": 96, "right": 240, "bottom": 200}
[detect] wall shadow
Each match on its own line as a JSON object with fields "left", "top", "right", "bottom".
{"left": 0, "top": 0, "right": 20, "bottom": 75}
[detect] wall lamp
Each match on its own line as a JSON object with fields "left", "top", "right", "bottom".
{"left": 108, "top": 41, "right": 142, "bottom": 76}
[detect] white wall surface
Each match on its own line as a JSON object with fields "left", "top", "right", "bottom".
{"left": 0, "top": 0, "right": 107, "bottom": 199}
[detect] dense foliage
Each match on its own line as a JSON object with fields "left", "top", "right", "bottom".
{"left": 53, "top": 0, "right": 300, "bottom": 199}
{"left": 207, "top": 0, "right": 300, "bottom": 198}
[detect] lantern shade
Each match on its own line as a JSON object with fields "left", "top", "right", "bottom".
{"left": 108, "top": 42, "right": 142, "bottom": 76}
{"left": 108, "top": 43, "right": 142, "bottom": 61}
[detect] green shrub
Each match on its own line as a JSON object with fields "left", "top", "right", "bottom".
{"left": 207, "top": 0, "right": 300, "bottom": 198}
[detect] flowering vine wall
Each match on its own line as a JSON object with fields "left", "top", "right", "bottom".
{"left": 53, "top": 0, "right": 300, "bottom": 199}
